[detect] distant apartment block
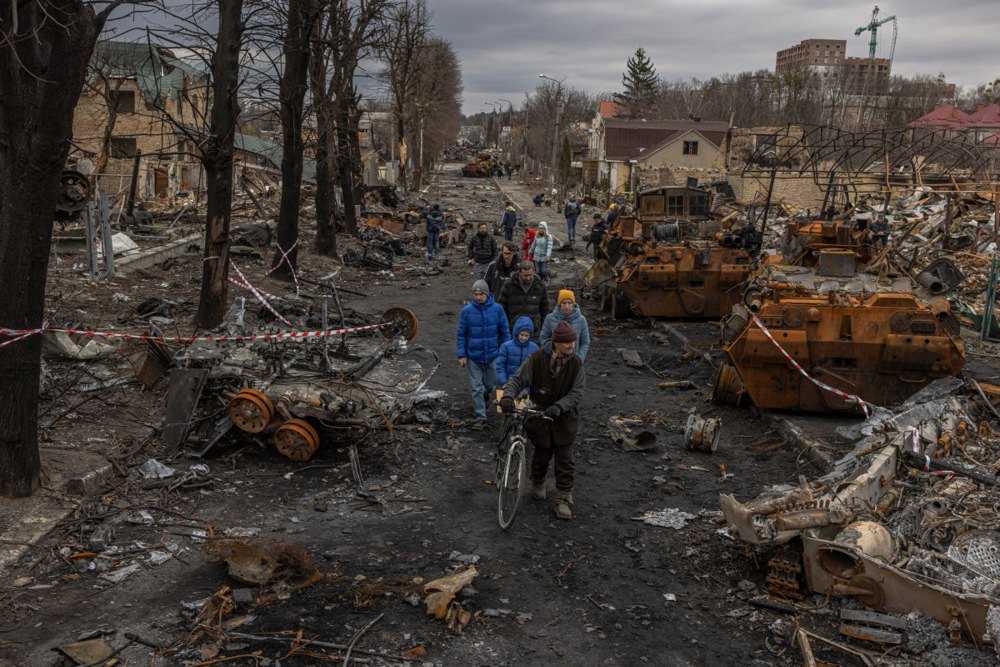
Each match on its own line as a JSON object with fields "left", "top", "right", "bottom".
{"left": 776, "top": 38, "right": 890, "bottom": 95}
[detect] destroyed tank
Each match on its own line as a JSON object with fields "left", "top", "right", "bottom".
{"left": 713, "top": 251, "right": 966, "bottom": 413}
{"left": 779, "top": 217, "right": 879, "bottom": 266}
{"left": 592, "top": 186, "right": 755, "bottom": 319}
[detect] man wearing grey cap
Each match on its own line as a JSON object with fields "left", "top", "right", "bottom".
{"left": 456, "top": 279, "right": 511, "bottom": 425}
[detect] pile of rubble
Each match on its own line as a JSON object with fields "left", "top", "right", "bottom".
{"left": 721, "top": 376, "right": 1000, "bottom": 662}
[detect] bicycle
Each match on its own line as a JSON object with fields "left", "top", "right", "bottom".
{"left": 495, "top": 406, "right": 550, "bottom": 529}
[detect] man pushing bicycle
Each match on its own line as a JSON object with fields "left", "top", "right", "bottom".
{"left": 500, "top": 321, "right": 585, "bottom": 521}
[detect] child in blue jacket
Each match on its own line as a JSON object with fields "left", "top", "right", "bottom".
{"left": 496, "top": 315, "right": 540, "bottom": 386}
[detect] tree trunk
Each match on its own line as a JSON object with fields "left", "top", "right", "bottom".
{"left": 271, "top": 0, "right": 316, "bottom": 280}
{"left": 395, "top": 111, "right": 407, "bottom": 190}
{"left": 195, "top": 0, "right": 243, "bottom": 329}
{"left": 0, "top": 0, "right": 101, "bottom": 497}
{"left": 335, "top": 103, "right": 358, "bottom": 234}
{"left": 313, "top": 103, "right": 339, "bottom": 256}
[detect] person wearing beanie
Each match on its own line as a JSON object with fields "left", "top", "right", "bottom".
{"left": 501, "top": 319, "right": 585, "bottom": 520}
{"left": 539, "top": 288, "right": 591, "bottom": 361}
{"left": 456, "top": 279, "right": 511, "bottom": 425}
{"left": 500, "top": 203, "right": 518, "bottom": 242}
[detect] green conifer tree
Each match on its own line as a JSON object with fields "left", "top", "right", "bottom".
{"left": 614, "top": 48, "right": 659, "bottom": 117}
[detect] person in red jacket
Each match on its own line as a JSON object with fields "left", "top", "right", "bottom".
{"left": 522, "top": 224, "right": 537, "bottom": 262}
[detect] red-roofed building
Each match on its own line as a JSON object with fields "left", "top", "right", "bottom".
{"left": 968, "top": 103, "right": 1000, "bottom": 126}
{"left": 908, "top": 105, "right": 973, "bottom": 128}
{"left": 598, "top": 100, "right": 624, "bottom": 119}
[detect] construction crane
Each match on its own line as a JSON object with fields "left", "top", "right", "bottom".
{"left": 854, "top": 5, "right": 898, "bottom": 60}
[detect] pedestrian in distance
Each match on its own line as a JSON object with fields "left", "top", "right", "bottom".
{"left": 426, "top": 203, "right": 444, "bottom": 261}
{"left": 529, "top": 221, "right": 553, "bottom": 282}
{"left": 563, "top": 195, "right": 581, "bottom": 246}
{"left": 522, "top": 223, "right": 537, "bottom": 262}
{"left": 532, "top": 193, "right": 545, "bottom": 207}
{"left": 484, "top": 242, "right": 520, "bottom": 297}
{"left": 500, "top": 320, "right": 585, "bottom": 520}
{"left": 467, "top": 221, "right": 498, "bottom": 279}
{"left": 456, "top": 279, "right": 511, "bottom": 426}
{"left": 539, "top": 289, "right": 591, "bottom": 361}
{"left": 501, "top": 203, "right": 518, "bottom": 242}
{"left": 497, "top": 260, "right": 550, "bottom": 331}
{"left": 586, "top": 212, "right": 607, "bottom": 261}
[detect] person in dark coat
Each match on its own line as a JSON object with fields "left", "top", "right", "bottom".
{"left": 456, "top": 279, "right": 511, "bottom": 423}
{"left": 500, "top": 204, "right": 518, "bottom": 242}
{"left": 501, "top": 320, "right": 585, "bottom": 520}
{"left": 426, "top": 204, "right": 444, "bottom": 261}
{"left": 467, "top": 222, "right": 498, "bottom": 279}
{"left": 586, "top": 213, "right": 607, "bottom": 261}
{"left": 532, "top": 193, "right": 545, "bottom": 207}
{"left": 497, "top": 261, "right": 549, "bottom": 331}
{"left": 563, "top": 195, "right": 581, "bottom": 246}
{"left": 483, "top": 242, "right": 520, "bottom": 297}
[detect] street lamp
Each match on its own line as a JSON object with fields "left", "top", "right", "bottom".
{"left": 538, "top": 73, "right": 566, "bottom": 193}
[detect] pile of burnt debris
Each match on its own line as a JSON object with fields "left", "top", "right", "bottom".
{"left": 145, "top": 304, "right": 438, "bottom": 473}
{"left": 721, "top": 376, "right": 1000, "bottom": 664}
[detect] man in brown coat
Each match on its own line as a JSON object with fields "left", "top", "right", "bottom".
{"left": 500, "top": 321, "right": 585, "bottom": 520}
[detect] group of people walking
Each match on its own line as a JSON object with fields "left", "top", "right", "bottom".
{"left": 455, "top": 195, "right": 593, "bottom": 520}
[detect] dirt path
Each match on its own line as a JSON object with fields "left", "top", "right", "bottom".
{"left": 0, "top": 167, "right": 808, "bottom": 667}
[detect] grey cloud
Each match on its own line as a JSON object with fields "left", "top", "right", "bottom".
{"left": 426, "top": 0, "right": 998, "bottom": 113}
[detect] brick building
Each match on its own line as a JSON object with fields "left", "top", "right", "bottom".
{"left": 775, "top": 38, "right": 890, "bottom": 95}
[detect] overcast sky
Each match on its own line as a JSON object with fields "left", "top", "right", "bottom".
{"left": 430, "top": 0, "right": 998, "bottom": 115}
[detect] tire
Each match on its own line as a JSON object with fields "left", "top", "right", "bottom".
{"left": 497, "top": 436, "right": 526, "bottom": 529}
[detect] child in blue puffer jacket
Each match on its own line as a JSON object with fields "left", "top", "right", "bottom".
{"left": 496, "top": 315, "right": 540, "bottom": 385}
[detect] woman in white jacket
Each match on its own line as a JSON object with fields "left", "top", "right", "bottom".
{"left": 530, "top": 221, "right": 553, "bottom": 281}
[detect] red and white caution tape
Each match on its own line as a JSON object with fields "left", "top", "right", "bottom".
{"left": 0, "top": 322, "right": 387, "bottom": 348}
{"left": 750, "top": 313, "right": 877, "bottom": 417}
{"left": 230, "top": 261, "right": 293, "bottom": 327}
{"left": 0, "top": 326, "right": 45, "bottom": 350}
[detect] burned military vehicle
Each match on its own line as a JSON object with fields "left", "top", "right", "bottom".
{"left": 590, "top": 186, "right": 757, "bottom": 320}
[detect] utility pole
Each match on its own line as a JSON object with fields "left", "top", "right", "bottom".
{"left": 539, "top": 73, "right": 565, "bottom": 194}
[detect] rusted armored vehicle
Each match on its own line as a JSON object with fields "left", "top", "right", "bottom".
{"left": 460, "top": 153, "right": 496, "bottom": 178}
{"left": 593, "top": 186, "right": 756, "bottom": 319}
{"left": 779, "top": 217, "right": 878, "bottom": 267}
{"left": 713, "top": 253, "right": 965, "bottom": 413}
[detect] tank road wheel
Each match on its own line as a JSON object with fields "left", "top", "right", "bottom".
{"left": 712, "top": 363, "right": 746, "bottom": 407}
{"left": 273, "top": 418, "right": 321, "bottom": 462}
{"left": 611, "top": 288, "right": 632, "bottom": 320}
{"left": 228, "top": 389, "right": 275, "bottom": 434}
{"left": 381, "top": 306, "right": 419, "bottom": 342}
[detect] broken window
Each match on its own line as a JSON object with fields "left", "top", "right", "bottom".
{"left": 667, "top": 195, "right": 684, "bottom": 216}
{"left": 683, "top": 141, "right": 699, "bottom": 156}
{"left": 109, "top": 90, "right": 135, "bottom": 114}
{"left": 691, "top": 195, "right": 708, "bottom": 216}
{"left": 110, "top": 137, "right": 138, "bottom": 158}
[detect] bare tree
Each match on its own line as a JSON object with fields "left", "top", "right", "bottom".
{"left": 0, "top": 0, "right": 141, "bottom": 497}
{"left": 309, "top": 10, "right": 339, "bottom": 255}
{"left": 405, "top": 37, "right": 462, "bottom": 187}
{"left": 145, "top": 1, "right": 251, "bottom": 328}
{"left": 378, "top": 0, "right": 428, "bottom": 190}
{"left": 271, "top": 0, "right": 321, "bottom": 280}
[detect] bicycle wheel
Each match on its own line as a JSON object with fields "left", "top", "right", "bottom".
{"left": 497, "top": 436, "right": 526, "bottom": 529}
